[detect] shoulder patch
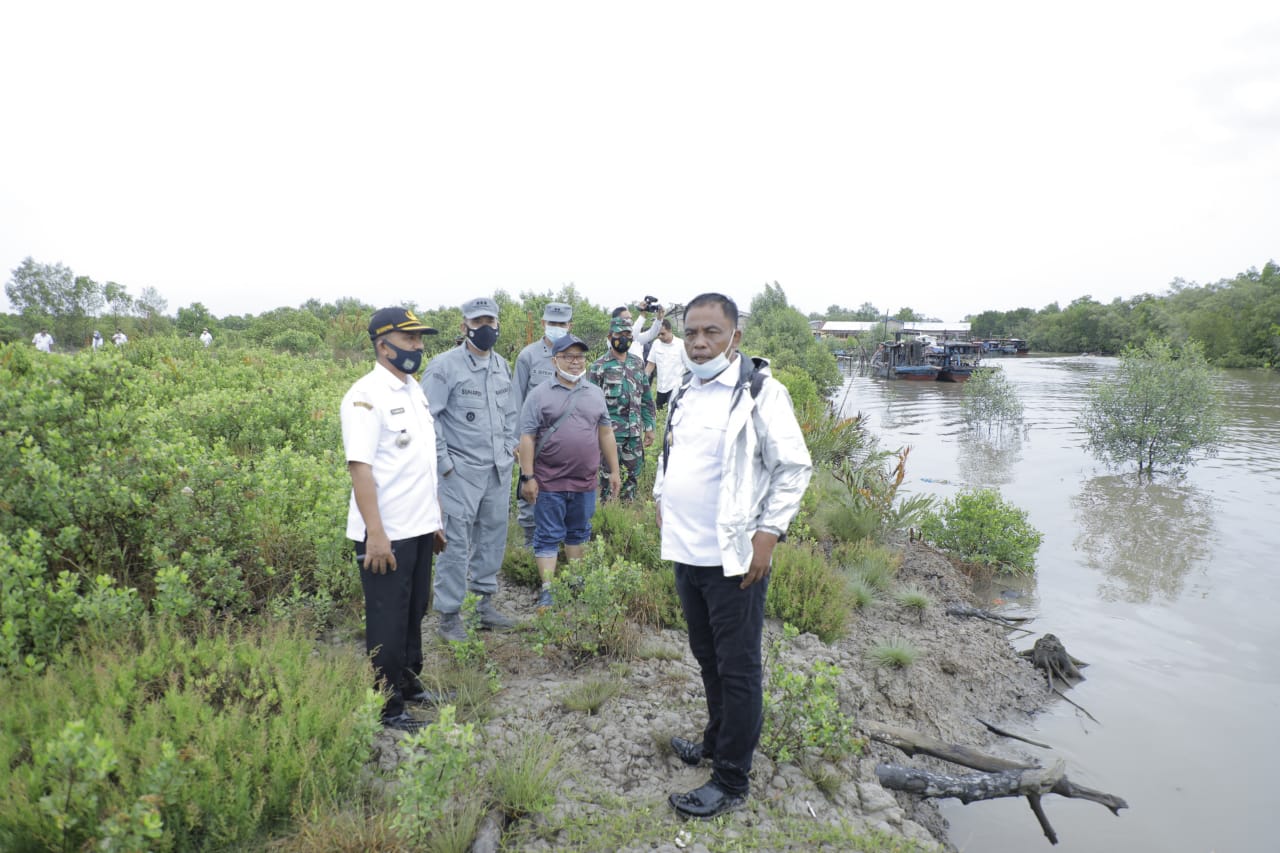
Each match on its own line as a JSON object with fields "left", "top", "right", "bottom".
{"left": 351, "top": 401, "right": 374, "bottom": 410}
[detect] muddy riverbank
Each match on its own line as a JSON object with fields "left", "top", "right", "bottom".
{"left": 361, "top": 538, "right": 1068, "bottom": 852}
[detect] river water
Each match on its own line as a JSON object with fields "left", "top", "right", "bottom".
{"left": 833, "top": 356, "right": 1280, "bottom": 853}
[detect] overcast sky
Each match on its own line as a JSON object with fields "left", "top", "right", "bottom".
{"left": 2, "top": 1, "right": 1277, "bottom": 323}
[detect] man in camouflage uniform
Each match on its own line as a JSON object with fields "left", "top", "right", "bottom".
{"left": 588, "top": 316, "right": 656, "bottom": 500}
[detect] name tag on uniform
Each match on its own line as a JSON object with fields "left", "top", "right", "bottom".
{"left": 391, "top": 407, "right": 405, "bottom": 414}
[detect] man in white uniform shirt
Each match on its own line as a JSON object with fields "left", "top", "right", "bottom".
{"left": 644, "top": 319, "right": 685, "bottom": 409}
{"left": 653, "top": 293, "right": 812, "bottom": 819}
{"left": 342, "top": 307, "right": 447, "bottom": 731}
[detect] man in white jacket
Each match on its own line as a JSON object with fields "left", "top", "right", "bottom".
{"left": 653, "top": 293, "right": 813, "bottom": 819}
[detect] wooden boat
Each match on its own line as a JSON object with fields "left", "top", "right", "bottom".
{"left": 932, "top": 341, "right": 983, "bottom": 382}
{"left": 870, "top": 340, "right": 943, "bottom": 380}
{"left": 981, "top": 338, "right": 1030, "bottom": 357}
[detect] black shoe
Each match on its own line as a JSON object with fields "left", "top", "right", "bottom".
{"left": 381, "top": 712, "right": 425, "bottom": 732}
{"left": 670, "top": 736, "right": 711, "bottom": 766}
{"left": 405, "top": 687, "right": 456, "bottom": 705}
{"left": 669, "top": 781, "right": 746, "bottom": 819}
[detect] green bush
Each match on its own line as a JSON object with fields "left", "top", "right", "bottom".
{"left": 0, "top": 618, "right": 381, "bottom": 851}
{"left": 766, "top": 541, "right": 852, "bottom": 643}
{"left": 961, "top": 366, "right": 1024, "bottom": 432}
{"left": 0, "top": 341, "right": 359, "bottom": 633}
{"left": 761, "top": 625, "right": 863, "bottom": 763}
{"left": 532, "top": 542, "right": 642, "bottom": 659}
{"left": 920, "top": 488, "right": 1042, "bottom": 573}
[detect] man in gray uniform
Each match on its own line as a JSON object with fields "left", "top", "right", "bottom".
{"left": 421, "top": 296, "right": 519, "bottom": 641}
{"left": 512, "top": 301, "right": 573, "bottom": 544}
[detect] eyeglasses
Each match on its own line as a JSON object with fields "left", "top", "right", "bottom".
{"left": 555, "top": 353, "right": 586, "bottom": 362}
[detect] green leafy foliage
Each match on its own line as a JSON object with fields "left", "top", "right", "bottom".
{"left": 920, "top": 488, "right": 1043, "bottom": 573}
{"left": 960, "top": 366, "right": 1024, "bottom": 433}
{"left": 0, "top": 340, "right": 359, "bottom": 661}
{"left": 743, "top": 282, "right": 841, "bottom": 396}
{"left": 1078, "top": 338, "right": 1225, "bottom": 476}
{"left": 0, "top": 618, "right": 380, "bottom": 851}
{"left": 392, "top": 706, "right": 478, "bottom": 847}
{"left": 761, "top": 625, "right": 864, "bottom": 763}
{"left": 765, "top": 541, "right": 853, "bottom": 642}
{"left": 532, "top": 542, "right": 642, "bottom": 659}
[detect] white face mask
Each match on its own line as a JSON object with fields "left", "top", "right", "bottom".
{"left": 688, "top": 349, "right": 733, "bottom": 380}
{"left": 557, "top": 367, "right": 585, "bottom": 383}
{"left": 544, "top": 325, "right": 569, "bottom": 342}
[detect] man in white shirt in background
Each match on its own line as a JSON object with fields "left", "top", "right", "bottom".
{"left": 644, "top": 319, "right": 685, "bottom": 409}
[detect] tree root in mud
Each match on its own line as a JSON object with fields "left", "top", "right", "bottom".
{"left": 863, "top": 719, "right": 1127, "bottom": 846}
{"left": 1019, "top": 633, "right": 1088, "bottom": 691}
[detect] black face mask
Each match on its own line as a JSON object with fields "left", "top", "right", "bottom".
{"left": 382, "top": 340, "right": 423, "bottom": 374}
{"left": 610, "top": 337, "right": 632, "bottom": 353}
{"left": 466, "top": 324, "right": 499, "bottom": 352}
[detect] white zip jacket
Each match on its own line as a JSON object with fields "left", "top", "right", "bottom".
{"left": 654, "top": 355, "right": 813, "bottom": 576}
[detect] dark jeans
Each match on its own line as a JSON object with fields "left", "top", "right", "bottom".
{"left": 673, "top": 562, "right": 768, "bottom": 796}
{"left": 356, "top": 533, "right": 435, "bottom": 718}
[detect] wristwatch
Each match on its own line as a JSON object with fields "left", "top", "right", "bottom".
{"left": 519, "top": 473, "right": 534, "bottom": 484}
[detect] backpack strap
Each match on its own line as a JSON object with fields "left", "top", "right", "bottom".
{"left": 659, "top": 355, "right": 766, "bottom": 474}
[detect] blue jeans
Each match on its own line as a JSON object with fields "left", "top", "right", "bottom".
{"left": 674, "top": 562, "right": 769, "bottom": 796}
{"left": 532, "top": 489, "right": 596, "bottom": 558}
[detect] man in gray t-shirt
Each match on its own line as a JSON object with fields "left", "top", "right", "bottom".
{"left": 516, "top": 334, "right": 620, "bottom": 610}
{"left": 512, "top": 301, "right": 573, "bottom": 543}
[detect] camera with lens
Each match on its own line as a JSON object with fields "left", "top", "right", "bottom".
{"left": 640, "top": 295, "right": 661, "bottom": 313}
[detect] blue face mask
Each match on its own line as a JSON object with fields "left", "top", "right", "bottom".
{"left": 467, "top": 324, "right": 499, "bottom": 352}
{"left": 544, "top": 325, "right": 569, "bottom": 342}
{"left": 382, "top": 340, "right": 423, "bottom": 374}
{"left": 688, "top": 349, "right": 732, "bottom": 381}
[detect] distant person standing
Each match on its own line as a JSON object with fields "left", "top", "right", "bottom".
{"left": 645, "top": 319, "right": 685, "bottom": 409}
{"left": 421, "top": 296, "right": 519, "bottom": 642}
{"left": 512, "top": 301, "right": 574, "bottom": 545}
{"left": 588, "top": 317, "right": 655, "bottom": 501}
{"left": 91, "top": 330, "right": 104, "bottom": 351}
{"left": 200, "top": 328, "right": 213, "bottom": 347}
{"left": 341, "top": 306, "right": 445, "bottom": 731}
{"left": 32, "top": 329, "right": 54, "bottom": 353}
{"left": 516, "top": 334, "right": 620, "bottom": 609}
{"left": 112, "top": 330, "right": 128, "bottom": 346}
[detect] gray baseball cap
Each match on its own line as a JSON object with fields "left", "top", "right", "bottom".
{"left": 542, "top": 302, "right": 573, "bottom": 322}
{"left": 462, "top": 296, "right": 500, "bottom": 320}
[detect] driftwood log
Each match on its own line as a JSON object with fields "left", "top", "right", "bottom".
{"left": 944, "top": 603, "right": 1034, "bottom": 633}
{"left": 862, "top": 720, "right": 1127, "bottom": 845}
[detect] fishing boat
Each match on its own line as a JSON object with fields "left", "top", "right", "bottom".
{"left": 981, "top": 338, "right": 1030, "bottom": 357}
{"left": 931, "top": 340, "right": 984, "bottom": 382}
{"left": 869, "top": 339, "right": 943, "bottom": 380}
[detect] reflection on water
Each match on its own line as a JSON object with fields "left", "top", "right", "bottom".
{"left": 1071, "top": 475, "right": 1216, "bottom": 603}
{"left": 835, "top": 358, "right": 1280, "bottom": 852}
{"left": 955, "top": 429, "right": 1023, "bottom": 487}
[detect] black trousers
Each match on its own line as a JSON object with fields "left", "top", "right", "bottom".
{"left": 656, "top": 389, "right": 673, "bottom": 409}
{"left": 673, "top": 562, "right": 768, "bottom": 796}
{"left": 356, "top": 533, "right": 435, "bottom": 718}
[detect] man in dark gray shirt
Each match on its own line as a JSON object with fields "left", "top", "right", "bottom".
{"left": 516, "top": 334, "right": 621, "bottom": 609}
